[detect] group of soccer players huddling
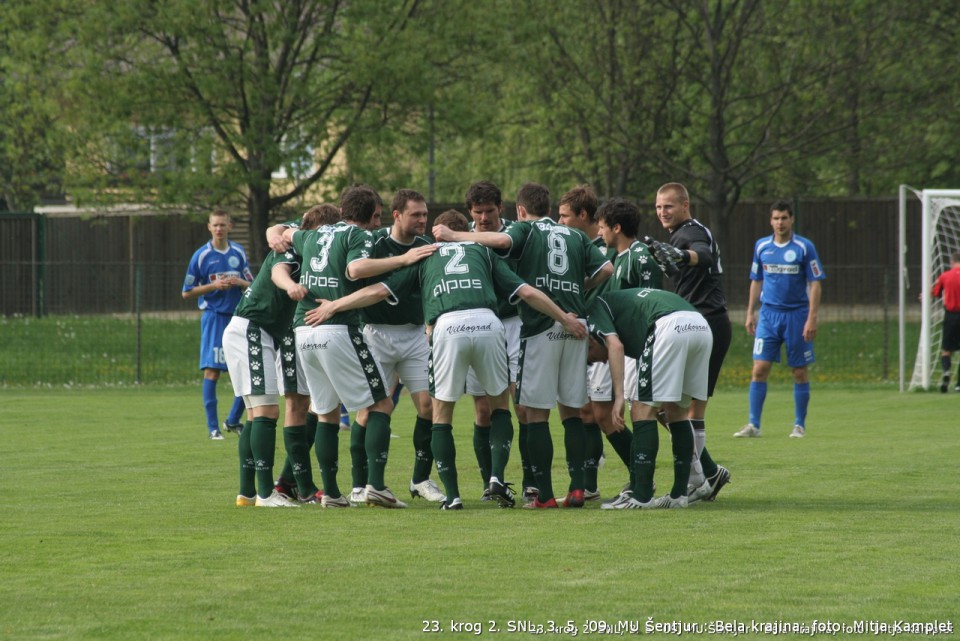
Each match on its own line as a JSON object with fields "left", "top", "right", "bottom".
{"left": 221, "top": 180, "right": 733, "bottom": 510}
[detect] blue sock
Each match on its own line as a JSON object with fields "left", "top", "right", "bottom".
{"left": 202, "top": 379, "right": 218, "bottom": 431}
{"left": 794, "top": 382, "right": 810, "bottom": 427}
{"left": 748, "top": 381, "right": 767, "bottom": 428}
{"left": 391, "top": 381, "right": 404, "bottom": 405}
{"left": 227, "top": 396, "right": 244, "bottom": 426}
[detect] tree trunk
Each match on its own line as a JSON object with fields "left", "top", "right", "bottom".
{"left": 246, "top": 184, "right": 272, "bottom": 263}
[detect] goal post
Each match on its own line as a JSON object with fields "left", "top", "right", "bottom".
{"left": 900, "top": 186, "right": 960, "bottom": 390}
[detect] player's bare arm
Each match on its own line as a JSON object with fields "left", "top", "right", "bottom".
{"left": 433, "top": 225, "right": 511, "bottom": 249}
{"left": 516, "top": 284, "right": 587, "bottom": 339}
{"left": 745, "top": 280, "right": 762, "bottom": 336}
{"left": 345, "top": 245, "right": 437, "bottom": 281}
{"left": 804, "top": 279, "right": 822, "bottom": 341}
{"left": 604, "top": 334, "right": 626, "bottom": 429}
{"left": 266, "top": 224, "right": 291, "bottom": 252}
{"left": 304, "top": 282, "right": 391, "bottom": 326}
{"left": 271, "top": 263, "right": 307, "bottom": 301}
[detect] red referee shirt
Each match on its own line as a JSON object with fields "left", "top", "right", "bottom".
{"left": 933, "top": 265, "right": 960, "bottom": 312}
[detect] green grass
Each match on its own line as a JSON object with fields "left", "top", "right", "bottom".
{"left": 0, "top": 315, "right": 920, "bottom": 387}
{"left": 1, "top": 385, "right": 956, "bottom": 640}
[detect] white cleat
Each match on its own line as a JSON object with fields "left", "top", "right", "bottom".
{"left": 348, "top": 487, "right": 366, "bottom": 506}
{"left": 320, "top": 494, "right": 351, "bottom": 508}
{"left": 733, "top": 424, "right": 761, "bottom": 438}
{"left": 255, "top": 490, "right": 299, "bottom": 507}
{"left": 410, "top": 479, "right": 446, "bottom": 502}
{"left": 686, "top": 480, "right": 713, "bottom": 504}
{"left": 650, "top": 494, "right": 688, "bottom": 509}
{"left": 364, "top": 485, "right": 408, "bottom": 509}
{"left": 789, "top": 425, "right": 806, "bottom": 438}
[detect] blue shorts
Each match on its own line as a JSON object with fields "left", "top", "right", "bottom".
{"left": 200, "top": 311, "right": 232, "bottom": 370}
{"left": 753, "top": 306, "right": 815, "bottom": 368}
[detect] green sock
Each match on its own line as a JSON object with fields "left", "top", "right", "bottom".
{"left": 314, "top": 422, "right": 342, "bottom": 498}
{"left": 238, "top": 417, "right": 256, "bottom": 498}
{"left": 518, "top": 423, "right": 535, "bottom": 488}
{"left": 250, "top": 416, "right": 278, "bottom": 499}
{"left": 526, "top": 422, "right": 554, "bottom": 502}
{"left": 473, "top": 424, "right": 491, "bottom": 487}
{"left": 667, "top": 420, "right": 694, "bottom": 498}
{"left": 283, "top": 424, "right": 317, "bottom": 497}
{"left": 631, "top": 420, "right": 658, "bottom": 502}
{"left": 691, "top": 419, "right": 718, "bottom": 478}
{"left": 606, "top": 427, "right": 633, "bottom": 469}
{"left": 489, "top": 409, "right": 514, "bottom": 481}
{"left": 365, "top": 411, "right": 392, "bottom": 490}
{"left": 411, "top": 415, "right": 433, "bottom": 484}
{"left": 431, "top": 423, "right": 459, "bottom": 500}
{"left": 562, "top": 416, "right": 585, "bottom": 491}
{"left": 350, "top": 421, "right": 367, "bottom": 489}
{"left": 583, "top": 422, "right": 602, "bottom": 493}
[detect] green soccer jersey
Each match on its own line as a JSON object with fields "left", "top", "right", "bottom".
{"left": 233, "top": 249, "right": 302, "bottom": 338}
{"left": 471, "top": 219, "right": 520, "bottom": 321}
{"left": 503, "top": 217, "right": 610, "bottom": 337}
{"left": 360, "top": 227, "right": 431, "bottom": 326}
{"left": 385, "top": 241, "right": 525, "bottom": 326}
{"left": 588, "top": 287, "right": 697, "bottom": 359}
{"left": 608, "top": 239, "right": 664, "bottom": 292}
{"left": 585, "top": 235, "right": 615, "bottom": 305}
{"left": 291, "top": 221, "right": 374, "bottom": 327}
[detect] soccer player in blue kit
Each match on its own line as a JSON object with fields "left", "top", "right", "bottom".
{"left": 735, "top": 201, "right": 825, "bottom": 439}
{"left": 182, "top": 209, "right": 253, "bottom": 440}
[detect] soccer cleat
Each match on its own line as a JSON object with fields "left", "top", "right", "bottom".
{"left": 364, "top": 485, "right": 408, "bottom": 509}
{"left": 522, "top": 486, "right": 539, "bottom": 502}
{"left": 705, "top": 465, "right": 731, "bottom": 502}
{"left": 650, "top": 494, "right": 688, "bottom": 509}
{"left": 583, "top": 489, "right": 601, "bottom": 502}
{"left": 236, "top": 494, "right": 256, "bottom": 507}
{"left": 789, "top": 425, "right": 806, "bottom": 438}
{"left": 348, "top": 487, "right": 367, "bottom": 506}
{"left": 941, "top": 374, "right": 951, "bottom": 393}
{"left": 321, "top": 494, "right": 351, "bottom": 508}
{"left": 255, "top": 490, "right": 299, "bottom": 507}
{"left": 601, "top": 489, "right": 634, "bottom": 510}
{"left": 480, "top": 488, "right": 493, "bottom": 502}
{"left": 606, "top": 497, "right": 650, "bottom": 509}
{"left": 561, "top": 489, "right": 585, "bottom": 508}
{"left": 522, "top": 497, "right": 559, "bottom": 509}
{"left": 208, "top": 429, "right": 225, "bottom": 440}
{"left": 734, "top": 424, "right": 761, "bottom": 438}
{"left": 440, "top": 497, "right": 464, "bottom": 510}
{"left": 222, "top": 420, "right": 243, "bottom": 435}
{"left": 273, "top": 478, "right": 298, "bottom": 502}
{"left": 299, "top": 490, "right": 324, "bottom": 505}
{"left": 410, "top": 479, "right": 446, "bottom": 503}
{"left": 686, "top": 480, "right": 713, "bottom": 504}
{"left": 488, "top": 478, "right": 516, "bottom": 508}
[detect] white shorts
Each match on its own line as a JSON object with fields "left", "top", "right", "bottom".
{"left": 295, "top": 325, "right": 389, "bottom": 414}
{"left": 636, "top": 310, "right": 712, "bottom": 408}
{"left": 223, "top": 316, "right": 280, "bottom": 407}
{"left": 363, "top": 323, "right": 430, "bottom": 393}
{"left": 430, "top": 309, "right": 508, "bottom": 403}
{"left": 466, "top": 315, "right": 520, "bottom": 395}
{"left": 588, "top": 358, "right": 639, "bottom": 402}
{"left": 516, "top": 319, "right": 589, "bottom": 410}
{"left": 275, "top": 331, "right": 309, "bottom": 398}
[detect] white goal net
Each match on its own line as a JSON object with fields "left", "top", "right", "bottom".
{"left": 901, "top": 187, "right": 960, "bottom": 390}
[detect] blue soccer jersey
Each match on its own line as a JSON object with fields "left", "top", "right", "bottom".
{"left": 749, "top": 235, "right": 824, "bottom": 310}
{"left": 182, "top": 241, "right": 253, "bottom": 314}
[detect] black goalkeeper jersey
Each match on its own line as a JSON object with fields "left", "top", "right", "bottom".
{"left": 667, "top": 218, "right": 727, "bottom": 316}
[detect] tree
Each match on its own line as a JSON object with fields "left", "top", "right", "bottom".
{"left": 0, "top": 3, "right": 65, "bottom": 211}
{"left": 58, "top": 0, "right": 432, "bottom": 259}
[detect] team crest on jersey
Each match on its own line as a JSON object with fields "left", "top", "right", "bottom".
{"left": 228, "top": 256, "right": 241, "bottom": 268}
{"left": 784, "top": 250, "right": 797, "bottom": 263}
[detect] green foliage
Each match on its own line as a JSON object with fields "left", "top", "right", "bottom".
{"left": 1, "top": 386, "right": 956, "bottom": 639}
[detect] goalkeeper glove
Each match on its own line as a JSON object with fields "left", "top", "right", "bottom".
{"left": 644, "top": 236, "right": 688, "bottom": 266}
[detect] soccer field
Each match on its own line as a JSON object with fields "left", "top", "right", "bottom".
{"left": 1, "top": 386, "right": 956, "bottom": 640}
